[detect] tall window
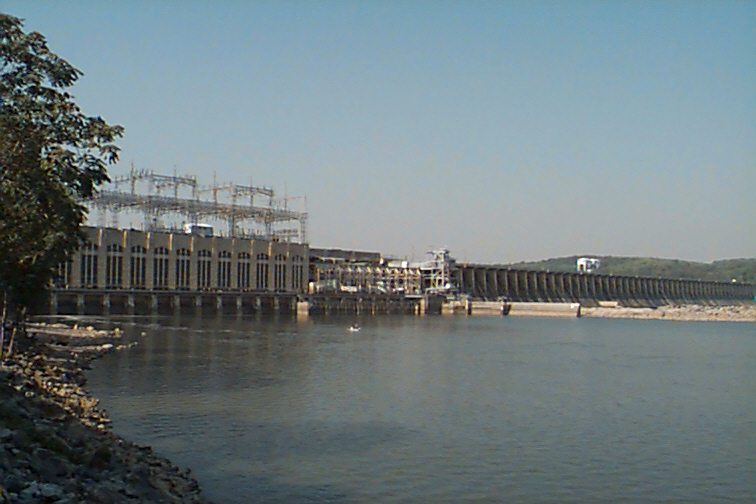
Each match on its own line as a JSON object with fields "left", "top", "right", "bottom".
{"left": 130, "top": 245, "right": 147, "bottom": 288}
{"left": 255, "top": 253, "right": 269, "bottom": 290}
{"left": 153, "top": 247, "right": 170, "bottom": 289}
{"left": 80, "top": 243, "right": 98, "bottom": 288}
{"left": 105, "top": 244, "right": 123, "bottom": 288}
{"left": 55, "top": 260, "right": 72, "bottom": 288}
{"left": 274, "top": 254, "right": 287, "bottom": 292}
{"left": 175, "top": 248, "right": 191, "bottom": 290}
{"left": 237, "top": 252, "right": 251, "bottom": 290}
{"left": 197, "top": 250, "right": 212, "bottom": 290}
{"left": 291, "top": 255, "right": 304, "bottom": 291}
{"left": 217, "top": 251, "right": 232, "bottom": 289}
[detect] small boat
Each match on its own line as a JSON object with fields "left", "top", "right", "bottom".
{"left": 348, "top": 324, "right": 361, "bottom": 332}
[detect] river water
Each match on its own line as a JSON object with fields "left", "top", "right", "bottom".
{"left": 85, "top": 315, "right": 756, "bottom": 503}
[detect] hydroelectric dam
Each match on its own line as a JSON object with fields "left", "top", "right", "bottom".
{"left": 46, "top": 227, "right": 754, "bottom": 318}
{"left": 52, "top": 170, "right": 752, "bottom": 318}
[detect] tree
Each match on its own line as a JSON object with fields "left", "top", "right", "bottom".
{"left": 0, "top": 14, "right": 123, "bottom": 356}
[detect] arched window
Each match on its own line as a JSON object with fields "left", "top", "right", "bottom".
{"left": 255, "top": 253, "right": 269, "bottom": 290}
{"left": 106, "top": 244, "right": 124, "bottom": 288}
{"left": 153, "top": 247, "right": 170, "bottom": 289}
{"left": 237, "top": 252, "right": 251, "bottom": 290}
{"left": 274, "top": 254, "right": 287, "bottom": 292}
{"left": 80, "top": 243, "right": 99, "bottom": 288}
{"left": 217, "top": 251, "right": 232, "bottom": 289}
{"left": 175, "top": 248, "right": 191, "bottom": 290}
{"left": 130, "top": 245, "right": 147, "bottom": 288}
{"left": 197, "top": 250, "right": 212, "bottom": 290}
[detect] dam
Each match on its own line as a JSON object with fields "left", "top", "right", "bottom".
{"left": 47, "top": 228, "right": 754, "bottom": 318}
{"left": 453, "top": 262, "right": 750, "bottom": 304}
{"left": 45, "top": 170, "right": 751, "bottom": 317}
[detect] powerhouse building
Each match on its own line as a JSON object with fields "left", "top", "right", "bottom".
{"left": 56, "top": 226, "right": 309, "bottom": 294}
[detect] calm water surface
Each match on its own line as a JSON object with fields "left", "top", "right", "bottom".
{"left": 85, "top": 315, "right": 756, "bottom": 503}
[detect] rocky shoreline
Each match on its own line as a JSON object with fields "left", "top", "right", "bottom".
{"left": 0, "top": 324, "right": 212, "bottom": 504}
{"left": 581, "top": 303, "right": 756, "bottom": 322}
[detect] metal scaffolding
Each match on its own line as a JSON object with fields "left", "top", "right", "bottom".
{"left": 419, "top": 248, "right": 457, "bottom": 295}
{"left": 86, "top": 167, "right": 308, "bottom": 243}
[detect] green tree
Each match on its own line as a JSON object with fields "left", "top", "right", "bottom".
{"left": 0, "top": 14, "right": 123, "bottom": 356}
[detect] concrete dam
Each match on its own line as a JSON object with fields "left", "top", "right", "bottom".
{"left": 64, "top": 170, "right": 751, "bottom": 317}
{"left": 48, "top": 228, "right": 754, "bottom": 317}
{"left": 453, "top": 263, "right": 752, "bottom": 305}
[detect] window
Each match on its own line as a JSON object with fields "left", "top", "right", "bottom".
{"left": 80, "top": 243, "right": 99, "bottom": 288}
{"left": 292, "top": 255, "right": 304, "bottom": 291}
{"left": 175, "top": 248, "right": 191, "bottom": 290}
{"left": 255, "top": 253, "right": 269, "bottom": 290}
{"left": 217, "top": 251, "right": 232, "bottom": 289}
{"left": 130, "top": 245, "right": 147, "bottom": 288}
{"left": 237, "top": 252, "right": 251, "bottom": 290}
{"left": 105, "top": 244, "right": 123, "bottom": 288}
{"left": 274, "top": 254, "right": 287, "bottom": 292}
{"left": 56, "top": 260, "right": 72, "bottom": 288}
{"left": 153, "top": 247, "right": 170, "bottom": 289}
{"left": 197, "top": 250, "right": 212, "bottom": 289}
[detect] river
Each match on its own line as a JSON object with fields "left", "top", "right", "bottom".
{"left": 86, "top": 314, "right": 756, "bottom": 503}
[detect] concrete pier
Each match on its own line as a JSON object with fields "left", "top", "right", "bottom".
{"left": 436, "top": 300, "right": 581, "bottom": 318}
{"left": 303, "top": 293, "right": 420, "bottom": 316}
{"left": 47, "top": 289, "right": 296, "bottom": 317}
{"left": 469, "top": 301, "right": 504, "bottom": 315}
{"left": 505, "top": 302, "right": 582, "bottom": 318}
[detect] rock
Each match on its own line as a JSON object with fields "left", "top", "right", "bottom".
{"left": 0, "top": 447, "right": 11, "bottom": 472}
{"left": 1, "top": 473, "right": 25, "bottom": 494}
{"left": 86, "top": 444, "right": 113, "bottom": 470}
{"left": 8, "top": 429, "right": 29, "bottom": 451}
{"left": 18, "top": 481, "right": 39, "bottom": 503}
{"left": 34, "top": 452, "right": 72, "bottom": 479}
{"left": 0, "top": 322, "right": 213, "bottom": 504}
{"left": 39, "top": 482, "right": 64, "bottom": 499}
{"left": 85, "top": 485, "right": 120, "bottom": 504}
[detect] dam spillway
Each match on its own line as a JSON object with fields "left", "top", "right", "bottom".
{"left": 452, "top": 263, "right": 752, "bottom": 305}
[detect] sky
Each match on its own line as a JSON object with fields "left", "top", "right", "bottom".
{"left": 3, "top": 0, "right": 755, "bottom": 264}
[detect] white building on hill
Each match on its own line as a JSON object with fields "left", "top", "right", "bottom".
{"left": 576, "top": 257, "right": 600, "bottom": 273}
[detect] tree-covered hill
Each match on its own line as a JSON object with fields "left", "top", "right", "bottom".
{"left": 505, "top": 256, "right": 756, "bottom": 283}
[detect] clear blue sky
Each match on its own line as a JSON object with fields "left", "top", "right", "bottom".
{"left": 4, "top": 0, "right": 754, "bottom": 263}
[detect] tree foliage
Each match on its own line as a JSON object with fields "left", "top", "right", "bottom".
{"left": 509, "top": 255, "right": 756, "bottom": 283}
{"left": 0, "top": 14, "right": 123, "bottom": 355}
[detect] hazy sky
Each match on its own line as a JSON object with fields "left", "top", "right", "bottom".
{"left": 4, "top": 1, "right": 754, "bottom": 263}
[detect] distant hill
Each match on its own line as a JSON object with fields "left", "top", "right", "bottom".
{"left": 505, "top": 256, "right": 756, "bottom": 284}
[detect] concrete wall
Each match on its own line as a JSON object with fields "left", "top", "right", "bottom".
{"left": 455, "top": 265, "right": 754, "bottom": 304}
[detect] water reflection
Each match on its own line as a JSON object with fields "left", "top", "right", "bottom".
{"left": 86, "top": 315, "right": 756, "bottom": 504}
